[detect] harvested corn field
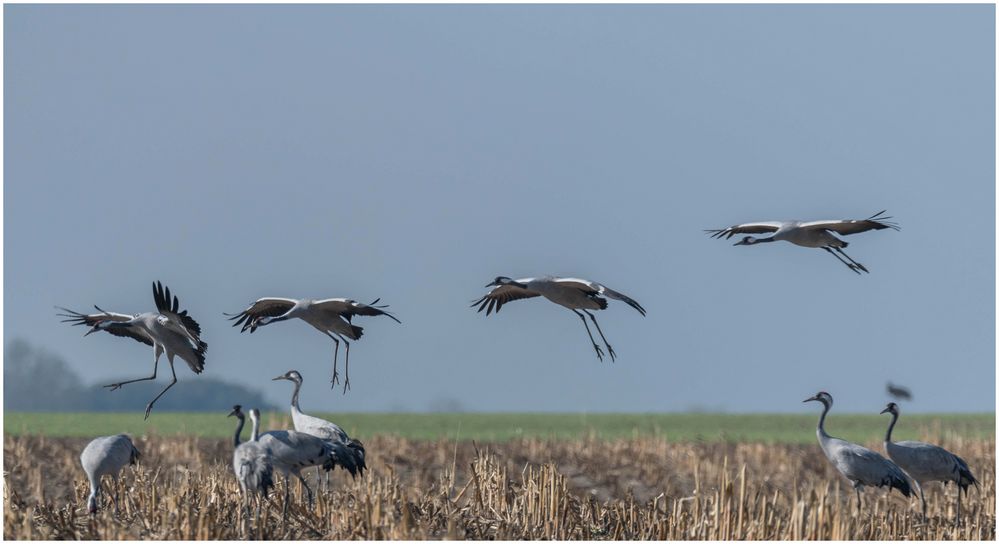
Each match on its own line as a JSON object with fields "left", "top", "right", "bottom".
{"left": 3, "top": 434, "right": 994, "bottom": 540}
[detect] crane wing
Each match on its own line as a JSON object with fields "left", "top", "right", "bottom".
{"left": 224, "top": 297, "right": 298, "bottom": 333}
{"left": 704, "top": 221, "right": 784, "bottom": 239}
{"left": 56, "top": 306, "right": 153, "bottom": 346}
{"left": 314, "top": 298, "right": 402, "bottom": 324}
{"left": 151, "top": 281, "right": 204, "bottom": 339}
{"left": 471, "top": 284, "right": 541, "bottom": 316}
{"left": 596, "top": 284, "right": 647, "bottom": 316}
{"left": 553, "top": 278, "right": 647, "bottom": 316}
{"left": 798, "top": 210, "right": 900, "bottom": 236}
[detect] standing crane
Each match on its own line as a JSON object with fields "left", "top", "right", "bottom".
{"left": 229, "top": 405, "right": 336, "bottom": 519}
{"left": 79, "top": 434, "right": 141, "bottom": 515}
{"left": 57, "top": 281, "right": 207, "bottom": 419}
{"left": 472, "top": 276, "right": 646, "bottom": 362}
{"left": 705, "top": 210, "right": 900, "bottom": 274}
{"left": 881, "top": 402, "right": 978, "bottom": 524}
{"left": 229, "top": 405, "right": 275, "bottom": 536}
{"left": 228, "top": 405, "right": 275, "bottom": 515}
{"left": 273, "top": 369, "right": 366, "bottom": 489}
{"left": 225, "top": 297, "right": 400, "bottom": 393}
{"left": 803, "top": 391, "right": 911, "bottom": 515}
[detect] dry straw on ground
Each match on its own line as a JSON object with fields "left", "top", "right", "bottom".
{"left": 3, "top": 433, "right": 995, "bottom": 540}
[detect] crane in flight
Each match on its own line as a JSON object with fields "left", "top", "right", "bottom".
{"left": 472, "top": 276, "right": 646, "bottom": 362}
{"left": 226, "top": 297, "right": 400, "bottom": 393}
{"left": 58, "top": 281, "right": 207, "bottom": 419}
{"left": 706, "top": 210, "right": 899, "bottom": 274}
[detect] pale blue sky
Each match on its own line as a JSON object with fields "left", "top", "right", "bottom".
{"left": 5, "top": 5, "right": 994, "bottom": 413}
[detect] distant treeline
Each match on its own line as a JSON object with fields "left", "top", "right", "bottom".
{"left": 4, "top": 339, "right": 274, "bottom": 412}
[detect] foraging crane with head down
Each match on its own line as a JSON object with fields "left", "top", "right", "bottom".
{"left": 706, "top": 210, "right": 899, "bottom": 274}
{"left": 57, "top": 281, "right": 207, "bottom": 419}
{"left": 226, "top": 297, "right": 400, "bottom": 393}
{"left": 881, "top": 402, "right": 978, "bottom": 524}
{"left": 80, "top": 434, "right": 140, "bottom": 515}
{"left": 472, "top": 276, "right": 646, "bottom": 362}
{"left": 803, "top": 392, "right": 911, "bottom": 515}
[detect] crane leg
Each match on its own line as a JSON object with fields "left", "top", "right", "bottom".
{"left": 583, "top": 310, "right": 616, "bottom": 362}
{"left": 242, "top": 497, "right": 251, "bottom": 540}
{"left": 834, "top": 247, "right": 869, "bottom": 273}
{"left": 282, "top": 479, "right": 290, "bottom": 522}
{"left": 572, "top": 310, "right": 604, "bottom": 361}
{"left": 823, "top": 247, "right": 861, "bottom": 274}
{"left": 254, "top": 495, "right": 263, "bottom": 536}
{"left": 327, "top": 334, "right": 341, "bottom": 388}
{"left": 918, "top": 483, "right": 926, "bottom": 521}
{"left": 855, "top": 487, "right": 862, "bottom": 517}
{"left": 342, "top": 340, "right": 352, "bottom": 394}
{"left": 296, "top": 473, "right": 314, "bottom": 508}
{"left": 956, "top": 485, "right": 962, "bottom": 527}
{"left": 111, "top": 475, "right": 120, "bottom": 516}
{"left": 105, "top": 346, "right": 162, "bottom": 391}
{"left": 143, "top": 358, "right": 178, "bottom": 420}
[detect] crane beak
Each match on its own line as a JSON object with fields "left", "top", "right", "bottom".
{"left": 803, "top": 395, "right": 818, "bottom": 403}
{"left": 879, "top": 406, "right": 891, "bottom": 414}
{"left": 272, "top": 375, "right": 287, "bottom": 381}
{"left": 83, "top": 325, "right": 101, "bottom": 337}
{"left": 484, "top": 281, "right": 497, "bottom": 288}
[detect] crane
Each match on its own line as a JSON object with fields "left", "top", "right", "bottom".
{"left": 881, "top": 402, "right": 978, "bottom": 524}
{"left": 79, "top": 434, "right": 140, "bottom": 515}
{"left": 228, "top": 405, "right": 275, "bottom": 534}
{"left": 229, "top": 405, "right": 336, "bottom": 518}
{"left": 706, "top": 210, "right": 900, "bottom": 274}
{"left": 226, "top": 297, "right": 400, "bottom": 393}
{"left": 272, "top": 369, "right": 366, "bottom": 489}
{"left": 57, "top": 281, "right": 207, "bottom": 419}
{"left": 471, "top": 276, "right": 646, "bottom": 361}
{"left": 803, "top": 391, "right": 911, "bottom": 515}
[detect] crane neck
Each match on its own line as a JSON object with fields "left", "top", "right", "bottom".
{"left": 884, "top": 411, "right": 898, "bottom": 443}
{"left": 290, "top": 379, "right": 303, "bottom": 412}
{"left": 250, "top": 413, "right": 260, "bottom": 442}
{"left": 232, "top": 414, "right": 245, "bottom": 448}
{"left": 816, "top": 400, "right": 831, "bottom": 439}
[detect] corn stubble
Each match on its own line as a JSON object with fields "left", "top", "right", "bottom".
{"left": 3, "top": 434, "right": 994, "bottom": 540}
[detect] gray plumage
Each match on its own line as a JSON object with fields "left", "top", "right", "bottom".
{"left": 472, "top": 275, "right": 646, "bottom": 362}
{"left": 230, "top": 406, "right": 336, "bottom": 516}
{"left": 881, "top": 402, "right": 978, "bottom": 522}
{"left": 228, "top": 405, "right": 275, "bottom": 499}
{"left": 804, "top": 392, "right": 911, "bottom": 515}
{"left": 226, "top": 296, "right": 400, "bottom": 393}
{"left": 79, "top": 434, "right": 140, "bottom": 514}
{"left": 57, "top": 281, "right": 207, "bottom": 419}
{"left": 706, "top": 210, "right": 900, "bottom": 274}
{"left": 273, "top": 370, "right": 366, "bottom": 489}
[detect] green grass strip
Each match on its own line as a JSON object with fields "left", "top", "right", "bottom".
{"left": 4, "top": 412, "right": 994, "bottom": 444}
